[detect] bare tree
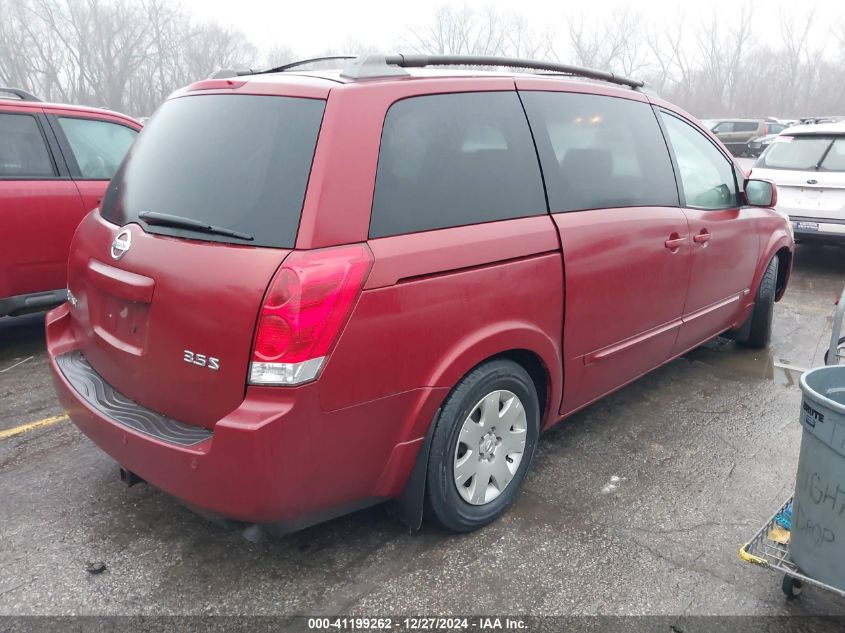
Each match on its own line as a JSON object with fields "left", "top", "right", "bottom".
{"left": 3, "top": 0, "right": 845, "bottom": 120}
{"left": 403, "top": 5, "right": 550, "bottom": 59}
{"left": 0, "top": 0, "right": 259, "bottom": 115}
{"left": 565, "top": 9, "right": 648, "bottom": 77}
{"left": 686, "top": 5, "right": 755, "bottom": 115}
{"left": 265, "top": 45, "right": 295, "bottom": 69}
{"left": 645, "top": 9, "right": 694, "bottom": 98}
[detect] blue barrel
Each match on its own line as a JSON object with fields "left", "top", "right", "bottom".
{"left": 792, "top": 365, "right": 845, "bottom": 588}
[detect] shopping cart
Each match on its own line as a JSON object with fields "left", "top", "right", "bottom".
{"left": 739, "top": 285, "right": 845, "bottom": 599}
{"left": 739, "top": 498, "right": 845, "bottom": 598}
{"left": 824, "top": 287, "right": 845, "bottom": 366}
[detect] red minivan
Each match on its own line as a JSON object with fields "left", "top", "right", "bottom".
{"left": 46, "top": 55, "right": 793, "bottom": 533}
{"left": 0, "top": 88, "right": 141, "bottom": 316}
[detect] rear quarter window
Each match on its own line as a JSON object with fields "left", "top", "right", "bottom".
{"left": 369, "top": 92, "right": 546, "bottom": 238}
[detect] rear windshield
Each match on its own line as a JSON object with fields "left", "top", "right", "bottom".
{"left": 101, "top": 94, "right": 325, "bottom": 248}
{"left": 757, "top": 136, "right": 845, "bottom": 172}
{"left": 821, "top": 139, "right": 845, "bottom": 171}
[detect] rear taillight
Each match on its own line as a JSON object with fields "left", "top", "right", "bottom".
{"left": 249, "top": 244, "right": 372, "bottom": 386}
{"left": 762, "top": 124, "right": 769, "bottom": 135}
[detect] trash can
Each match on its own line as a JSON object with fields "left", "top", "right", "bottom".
{"left": 791, "top": 365, "right": 845, "bottom": 588}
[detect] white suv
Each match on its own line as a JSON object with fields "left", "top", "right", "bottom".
{"left": 752, "top": 122, "right": 845, "bottom": 244}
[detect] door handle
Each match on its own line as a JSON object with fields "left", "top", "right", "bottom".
{"left": 664, "top": 235, "right": 686, "bottom": 250}
{"left": 693, "top": 230, "right": 711, "bottom": 244}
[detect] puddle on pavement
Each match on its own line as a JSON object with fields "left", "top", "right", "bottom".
{"left": 685, "top": 338, "right": 805, "bottom": 388}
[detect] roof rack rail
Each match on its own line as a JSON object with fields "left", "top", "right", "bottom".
{"left": 210, "top": 56, "right": 358, "bottom": 80}
{"left": 258, "top": 56, "right": 358, "bottom": 75}
{"left": 0, "top": 87, "right": 41, "bottom": 102}
{"left": 340, "top": 54, "right": 644, "bottom": 90}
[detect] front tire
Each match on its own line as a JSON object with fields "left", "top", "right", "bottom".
{"left": 735, "top": 256, "right": 778, "bottom": 349}
{"left": 425, "top": 359, "right": 540, "bottom": 532}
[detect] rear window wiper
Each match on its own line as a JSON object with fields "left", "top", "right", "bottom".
{"left": 138, "top": 211, "right": 254, "bottom": 241}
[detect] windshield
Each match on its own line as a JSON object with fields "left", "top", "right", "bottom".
{"left": 756, "top": 136, "right": 843, "bottom": 171}
{"left": 101, "top": 94, "right": 325, "bottom": 248}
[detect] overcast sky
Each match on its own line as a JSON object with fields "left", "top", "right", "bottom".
{"left": 178, "top": 0, "right": 843, "bottom": 56}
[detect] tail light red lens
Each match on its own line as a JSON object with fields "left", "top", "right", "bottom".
{"left": 253, "top": 315, "right": 292, "bottom": 360}
{"left": 249, "top": 244, "right": 372, "bottom": 385}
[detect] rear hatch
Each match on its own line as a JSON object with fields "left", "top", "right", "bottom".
{"left": 66, "top": 92, "right": 326, "bottom": 428}
{"left": 753, "top": 134, "right": 845, "bottom": 221}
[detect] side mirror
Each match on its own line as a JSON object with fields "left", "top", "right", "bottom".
{"left": 744, "top": 178, "right": 777, "bottom": 207}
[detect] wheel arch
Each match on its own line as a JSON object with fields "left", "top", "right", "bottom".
{"left": 423, "top": 323, "right": 562, "bottom": 430}
{"left": 495, "top": 349, "right": 550, "bottom": 428}
{"left": 389, "top": 331, "right": 563, "bottom": 531}
{"left": 753, "top": 233, "right": 793, "bottom": 301}
{"left": 773, "top": 246, "right": 792, "bottom": 301}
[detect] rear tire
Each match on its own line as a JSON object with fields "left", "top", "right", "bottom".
{"left": 735, "top": 257, "right": 778, "bottom": 349}
{"left": 425, "top": 359, "right": 540, "bottom": 532}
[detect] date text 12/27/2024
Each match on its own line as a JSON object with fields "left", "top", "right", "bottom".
{"left": 306, "top": 617, "right": 528, "bottom": 631}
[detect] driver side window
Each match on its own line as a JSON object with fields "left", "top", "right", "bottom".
{"left": 661, "top": 112, "right": 739, "bottom": 210}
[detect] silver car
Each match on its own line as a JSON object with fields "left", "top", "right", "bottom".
{"left": 751, "top": 122, "right": 845, "bottom": 244}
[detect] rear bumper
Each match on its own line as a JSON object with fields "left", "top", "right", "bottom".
{"left": 787, "top": 216, "right": 845, "bottom": 244}
{"left": 0, "top": 289, "right": 67, "bottom": 317}
{"left": 46, "top": 304, "right": 442, "bottom": 528}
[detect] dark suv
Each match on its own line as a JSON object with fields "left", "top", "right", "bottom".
{"left": 46, "top": 55, "right": 793, "bottom": 534}
{"left": 0, "top": 88, "right": 140, "bottom": 317}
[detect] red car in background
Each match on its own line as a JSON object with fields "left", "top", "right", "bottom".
{"left": 0, "top": 88, "right": 141, "bottom": 317}
{"left": 46, "top": 55, "right": 793, "bottom": 534}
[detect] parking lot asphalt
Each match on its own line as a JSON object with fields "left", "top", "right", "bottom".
{"left": 2, "top": 243, "right": 845, "bottom": 620}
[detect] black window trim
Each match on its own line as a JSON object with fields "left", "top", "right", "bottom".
{"left": 0, "top": 110, "right": 66, "bottom": 181}
{"left": 515, "top": 90, "right": 552, "bottom": 216}
{"left": 655, "top": 107, "right": 743, "bottom": 211}
{"left": 368, "top": 89, "right": 549, "bottom": 239}
{"left": 46, "top": 113, "right": 140, "bottom": 182}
